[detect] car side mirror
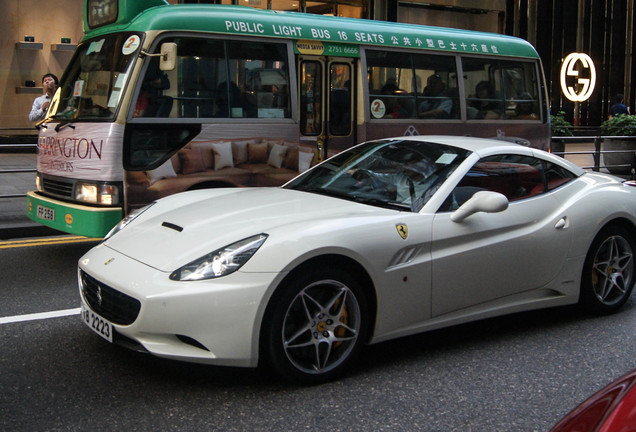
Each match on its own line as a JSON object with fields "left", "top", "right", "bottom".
{"left": 450, "top": 191, "right": 509, "bottom": 222}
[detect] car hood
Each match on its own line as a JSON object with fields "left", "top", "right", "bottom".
{"left": 104, "top": 188, "right": 386, "bottom": 271}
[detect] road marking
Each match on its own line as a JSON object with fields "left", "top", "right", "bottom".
{"left": 0, "top": 236, "right": 100, "bottom": 249}
{"left": 0, "top": 308, "right": 80, "bottom": 325}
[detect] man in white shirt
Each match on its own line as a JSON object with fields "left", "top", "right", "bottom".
{"left": 29, "top": 73, "right": 58, "bottom": 122}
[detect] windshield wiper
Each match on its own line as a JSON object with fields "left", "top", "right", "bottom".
{"left": 35, "top": 117, "right": 52, "bottom": 130}
{"left": 299, "top": 186, "right": 411, "bottom": 211}
{"left": 55, "top": 120, "right": 76, "bottom": 132}
{"left": 298, "top": 186, "right": 352, "bottom": 200}
{"left": 352, "top": 196, "right": 412, "bottom": 211}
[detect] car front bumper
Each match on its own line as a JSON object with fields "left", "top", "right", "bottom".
{"left": 78, "top": 243, "right": 280, "bottom": 368}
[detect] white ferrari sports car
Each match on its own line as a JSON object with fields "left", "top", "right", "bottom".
{"left": 78, "top": 136, "right": 636, "bottom": 383}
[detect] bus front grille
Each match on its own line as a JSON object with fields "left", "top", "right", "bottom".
{"left": 42, "top": 177, "right": 73, "bottom": 198}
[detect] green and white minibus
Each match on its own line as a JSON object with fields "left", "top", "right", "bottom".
{"left": 27, "top": 0, "right": 550, "bottom": 237}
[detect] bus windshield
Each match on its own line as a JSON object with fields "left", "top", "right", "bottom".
{"left": 50, "top": 33, "right": 140, "bottom": 121}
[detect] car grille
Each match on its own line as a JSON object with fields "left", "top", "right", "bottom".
{"left": 42, "top": 177, "right": 73, "bottom": 198}
{"left": 80, "top": 270, "right": 141, "bottom": 325}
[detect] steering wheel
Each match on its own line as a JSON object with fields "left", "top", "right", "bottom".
{"left": 352, "top": 169, "right": 376, "bottom": 184}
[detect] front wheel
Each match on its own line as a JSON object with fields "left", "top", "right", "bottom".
{"left": 262, "top": 268, "right": 369, "bottom": 384}
{"left": 580, "top": 225, "right": 636, "bottom": 314}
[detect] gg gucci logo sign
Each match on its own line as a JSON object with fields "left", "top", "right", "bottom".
{"left": 560, "top": 53, "right": 596, "bottom": 102}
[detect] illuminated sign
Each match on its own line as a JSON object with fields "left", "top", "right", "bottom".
{"left": 560, "top": 53, "right": 596, "bottom": 102}
{"left": 87, "top": 0, "right": 118, "bottom": 29}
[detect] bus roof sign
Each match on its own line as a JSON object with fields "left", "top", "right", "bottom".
{"left": 84, "top": 0, "right": 168, "bottom": 31}
{"left": 83, "top": 3, "right": 539, "bottom": 59}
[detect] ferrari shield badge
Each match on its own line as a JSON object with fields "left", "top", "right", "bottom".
{"left": 396, "top": 224, "right": 408, "bottom": 240}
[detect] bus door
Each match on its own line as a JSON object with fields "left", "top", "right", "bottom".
{"left": 299, "top": 56, "right": 355, "bottom": 162}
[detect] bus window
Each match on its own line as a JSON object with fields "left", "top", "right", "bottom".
{"left": 133, "top": 56, "right": 172, "bottom": 117}
{"left": 366, "top": 50, "right": 459, "bottom": 120}
{"left": 412, "top": 54, "right": 458, "bottom": 119}
{"left": 462, "top": 57, "right": 540, "bottom": 121}
{"left": 229, "top": 40, "right": 290, "bottom": 119}
{"left": 367, "top": 50, "right": 415, "bottom": 119}
{"left": 51, "top": 33, "right": 139, "bottom": 121}
{"left": 133, "top": 37, "right": 290, "bottom": 119}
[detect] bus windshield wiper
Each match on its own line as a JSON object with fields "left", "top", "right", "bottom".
{"left": 55, "top": 120, "right": 76, "bottom": 132}
{"left": 35, "top": 117, "right": 52, "bottom": 130}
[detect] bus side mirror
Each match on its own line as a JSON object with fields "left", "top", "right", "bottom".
{"left": 159, "top": 43, "right": 177, "bottom": 71}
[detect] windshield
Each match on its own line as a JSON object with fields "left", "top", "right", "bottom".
{"left": 285, "top": 139, "right": 471, "bottom": 212}
{"left": 49, "top": 33, "right": 141, "bottom": 121}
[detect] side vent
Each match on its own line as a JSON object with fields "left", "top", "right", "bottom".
{"left": 388, "top": 246, "right": 423, "bottom": 267}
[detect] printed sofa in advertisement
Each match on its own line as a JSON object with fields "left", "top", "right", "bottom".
{"left": 126, "top": 137, "right": 316, "bottom": 203}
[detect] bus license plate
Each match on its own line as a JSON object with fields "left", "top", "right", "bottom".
{"left": 36, "top": 205, "right": 55, "bottom": 221}
{"left": 80, "top": 303, "right": 113, "bottom": 343}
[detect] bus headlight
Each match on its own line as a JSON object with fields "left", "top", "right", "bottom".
{"left": 75, "top": 181, "right": 121, "bottom": 205}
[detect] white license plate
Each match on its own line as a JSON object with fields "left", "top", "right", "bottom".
{"left": 80, "top": 302, "right": 113, "bottom": 343}
{"left": 36, "top": 205, "right": 55, "bottom": 221}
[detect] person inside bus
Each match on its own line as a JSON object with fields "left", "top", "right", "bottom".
{"left": 468, "top": 80, "right": 502, "bottom": 119}
{"left": 29, "top": 73, "right": 58, "bottom": 122}
{"left": 418, "top": 74, "right": 452, "bottom": 119}
{"left": 134, "top": 59, "right": 171, "bottom": 117}
{"left": 134, "top": 57, "right": 172, "bottom": 117}
{"left": 381, "top": 82, "right": 410, "bottom": 119}
{"left": 330, "top": 79, "right": 351, "bottom": 133}
{"left": 515, "top": 92, "right": 538, "bottom": 120}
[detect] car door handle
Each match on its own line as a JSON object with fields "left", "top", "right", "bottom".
{"left": 555, "top": 217, "right": 568, "bottom": 230}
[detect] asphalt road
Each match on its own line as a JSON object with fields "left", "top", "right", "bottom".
{"left": 2, "top": 238, "right": 636, "bottom": 432}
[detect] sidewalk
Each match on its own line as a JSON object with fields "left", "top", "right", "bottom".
{"left": 561, "top": 142, "right": 608, "bottom": 173}
{"left": 0, "top": 152, "right": 57, "bottom": 238}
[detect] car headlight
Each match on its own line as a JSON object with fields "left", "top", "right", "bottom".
{"left": 170, "top": 234, "right": 268, "bottom": 281}
{"left": 75, "top": 181, "right": 121, "bottom": 205}
{"left": 103, "top": 202, "right": 155, "bottom": 242}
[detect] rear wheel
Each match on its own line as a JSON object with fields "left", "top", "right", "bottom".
{"left": 262, "top": 268, "right": 369, "bottom": 384}
{"left": 580, "top": 225, "right": 636, "bottom": 314}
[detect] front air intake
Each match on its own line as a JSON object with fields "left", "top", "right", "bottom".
{"left": 80, "top": 270, "right": 141, "bottom": 325}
